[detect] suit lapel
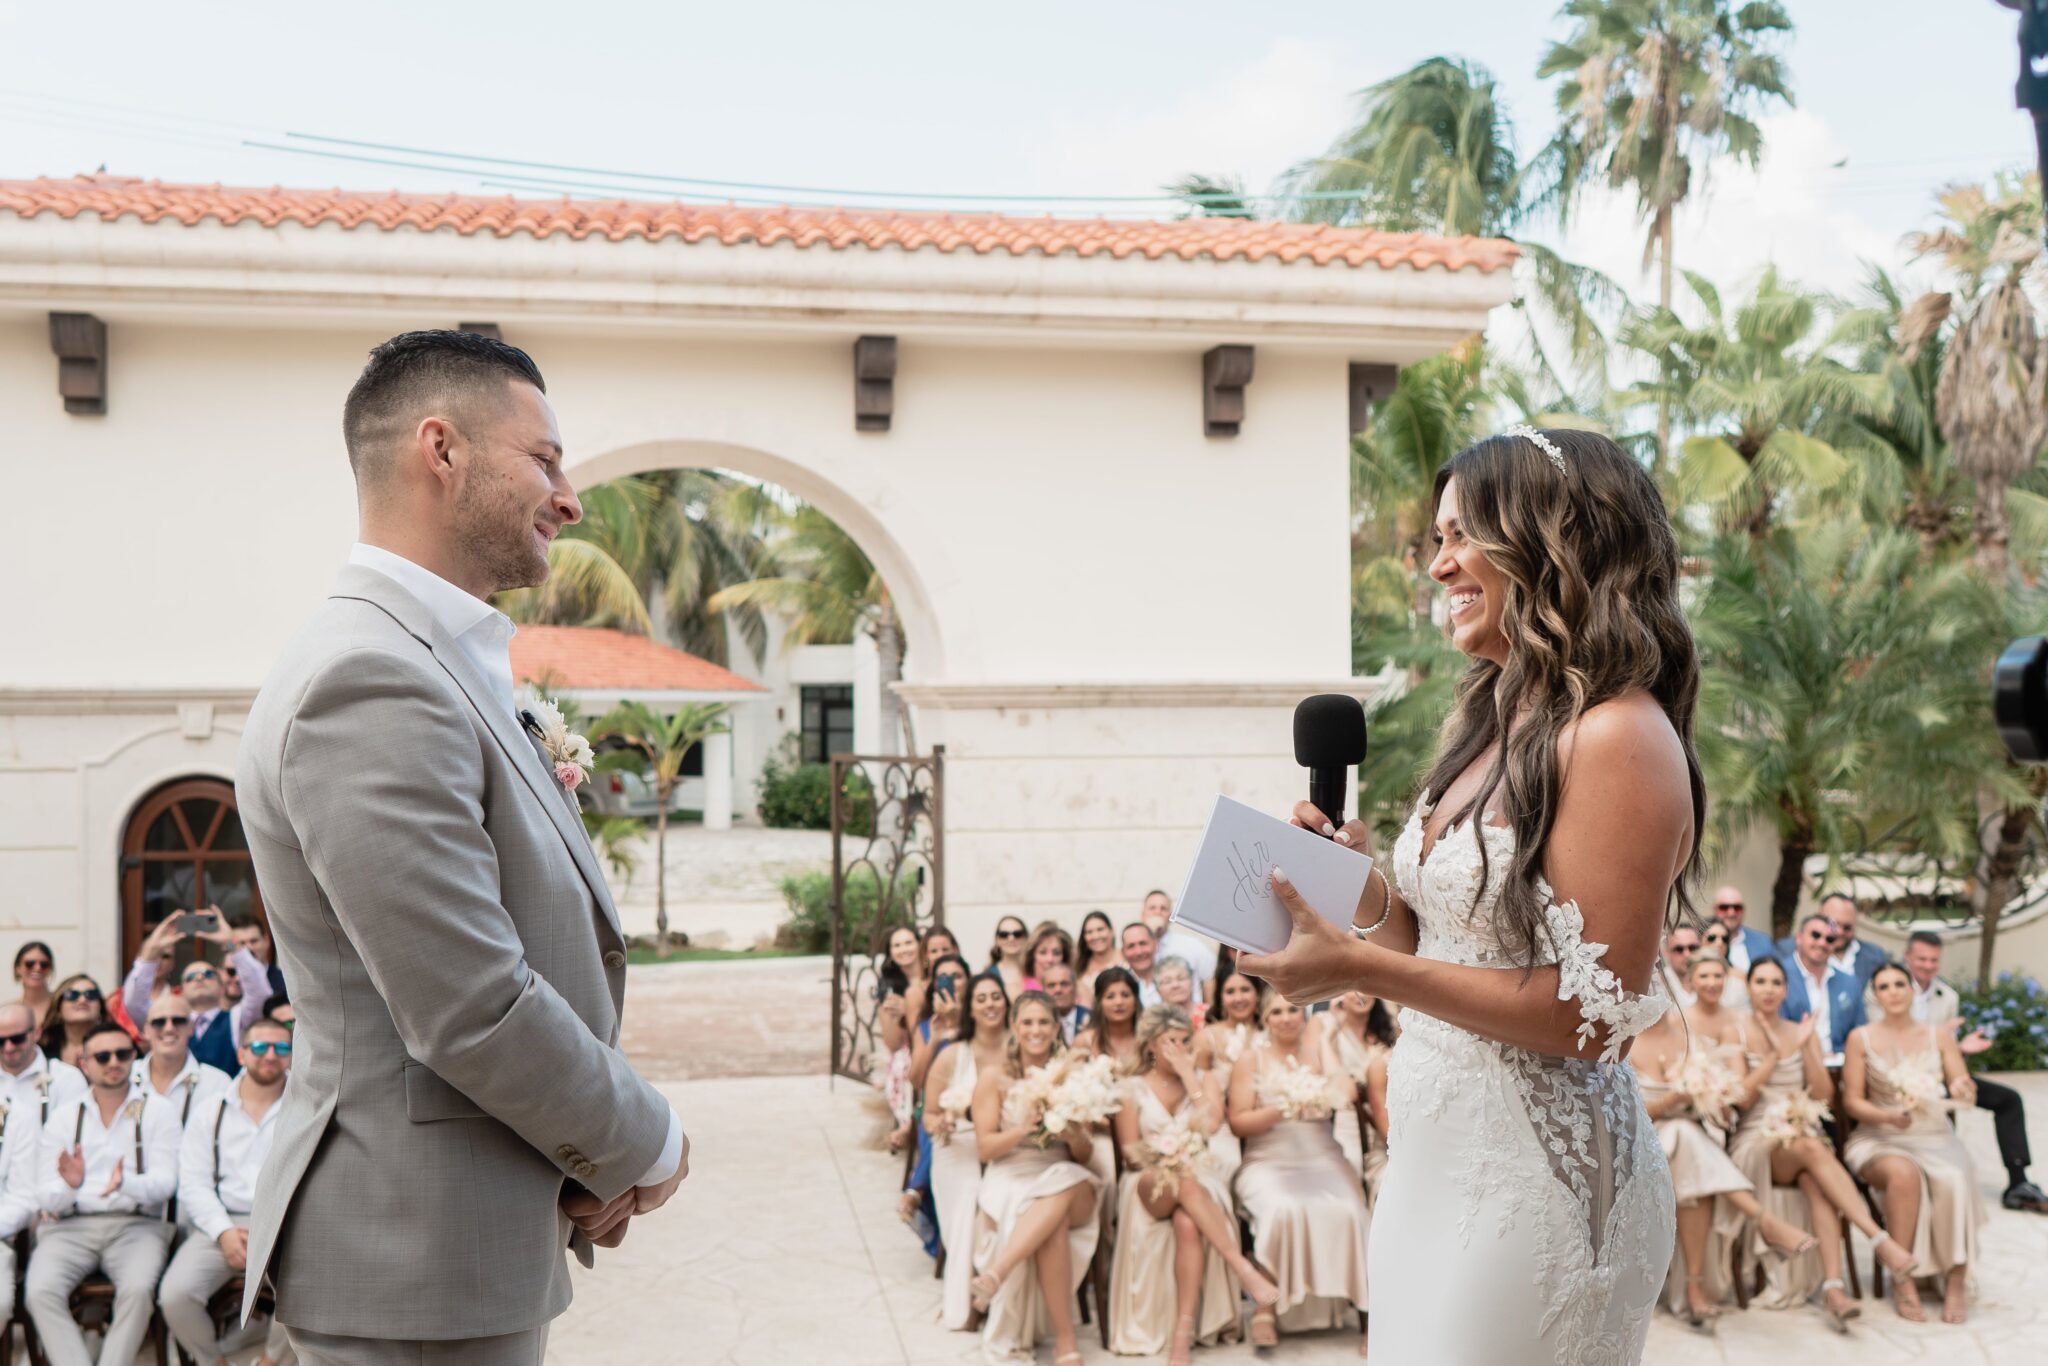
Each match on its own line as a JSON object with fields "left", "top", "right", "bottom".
{"left": 329, "top": 567, "right": 625, "bottom": 948}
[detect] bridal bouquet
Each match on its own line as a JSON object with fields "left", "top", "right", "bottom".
{"left": 1035, "top": 1053, "right": 1121, "bottom": 1147}
{"left": 1133, "top": 1118, "right": 1211, "bottom": 1200}
{"left": 1675, "top": 1050, "right": 1742, "bottom": 1129}
{"left": 1261, "top": 1057, "right": 1339, "bottom": 1121}
{"left": 929, "top": 1069, "right": 976, "bottom": 1145}
{"left": 1894, "top": 1066, "right": 1957, "bottom": 1113}
{"left": 1757, "top": 1090, "right": 1831, "bottom": 1147}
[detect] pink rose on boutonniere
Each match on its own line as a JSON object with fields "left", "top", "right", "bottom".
{"left": 520, "top": 695, "right": 594, "bottom": 794}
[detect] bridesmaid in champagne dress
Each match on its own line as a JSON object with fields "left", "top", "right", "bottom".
{"left": 1626, "top": 986, "right": 1815, "bottom": 1329}
{"left": 1842, "top": 962, "right": 1986, "bottom": 1325}
{"left": 925, "top": 966, "right": 1010, "bottom": 1330}
{"left": 1321, "top": 989, "right": 1396, "bottom": 1201}
{"left": 1107, "top": 1005, "right": 1279, "bottom": 1362}
{"left": 1193, "top": 964, "right": 1260, "bottom": 1183}
{"left": 969, "top": 991, "right": 1103, "bottom": 1365}
{"left": 1729, "top": 956, "right": 1913, "bottom": 1328}
{"left": 1228, "top": 989, "right": 1370, "bottom": 1355}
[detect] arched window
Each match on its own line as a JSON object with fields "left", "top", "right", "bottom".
{"left": 118, "top": 777, "right": 264, "bottom": 965}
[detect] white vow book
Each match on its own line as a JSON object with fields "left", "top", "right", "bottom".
{"left": 1171, "top": 795, "right": 1375, "bottom": 956}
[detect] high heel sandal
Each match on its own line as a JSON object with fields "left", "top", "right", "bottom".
{"left": 1167, "top": 1312, "right": 1198, "bottom": 1366}
{"left": 968, "top": 1271, "right": 999, "bottom": 1314}
{"left": 1818, "top": 1278, "right": 1858, "bottom": 1334}
{"left": 1872, "top": 1229, "right": 1918, "bottom": 1279}
{"left": 1759, "top": 1216, "right": 1818, "bottom": 1263}
{"left": 1249, "top": 1307, "right": 1279, "bottom": 1350}
{"left": 1681, "top": 1276, "right": 1718, "bottom": 1334}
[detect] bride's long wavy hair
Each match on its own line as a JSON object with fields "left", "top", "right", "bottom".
{"left": 1420, "top": 428, "right": 1705, "bottom": 965}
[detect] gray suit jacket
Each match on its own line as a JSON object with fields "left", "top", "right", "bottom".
{"left": 235, "top": 565, "right": 670, "bottom": 1339}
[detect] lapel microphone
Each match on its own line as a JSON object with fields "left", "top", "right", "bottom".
{"left": 1293, "top": 694, "right": 1368, "bottom": 834}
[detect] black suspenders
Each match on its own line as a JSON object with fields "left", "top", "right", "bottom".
{"left": 211, "top": 1095, "right": 229, "bottom": 1202}
{"left": 71, "top": 1100, "right": 147, "bottom": 1179}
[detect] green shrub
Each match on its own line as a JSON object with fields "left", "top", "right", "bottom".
{"left": 775, "top": 866, "right": 888, "bottom": 953}
{"left": 756, "top": 735, "right": 875, "bottom": 833}
{"left": 1957, "top": 972, "right": 2048, "bottom": 1072}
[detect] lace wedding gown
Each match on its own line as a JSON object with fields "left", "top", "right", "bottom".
{"left": 1372, "top": 797, "right": 1675, "bottom": 1365}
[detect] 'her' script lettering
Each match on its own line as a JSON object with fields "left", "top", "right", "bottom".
{"left": 1225, "top": 839, "right": 1275, "bottom": 916}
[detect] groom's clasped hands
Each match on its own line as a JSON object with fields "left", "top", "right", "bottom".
{"left": 561, "top": 1137, "right": 693, "bottom": 1248}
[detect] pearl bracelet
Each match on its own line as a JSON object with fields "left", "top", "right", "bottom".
{"left": 1351, "top": 868, "right": 1393, "bottom": 940}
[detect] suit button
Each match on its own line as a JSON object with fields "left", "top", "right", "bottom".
{"left": 557, "top": 1145, "right": 577, "bottom": 1162}
{"left": 603, "top": 950, "right": 627, "bottom": 970}
{"left": 574, "top": 1159, "right": 596, "bottom": 1178}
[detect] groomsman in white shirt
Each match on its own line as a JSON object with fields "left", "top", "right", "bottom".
{"left": 0, "top": 1001, "right": 86, "bottom": 1123}
{"left": 130, "top": 990, "right": 233, "bottom": 1132}
{"left": 160, "top": 1017, "right": 295, "bottom": 1366}
{"left": 0, "top": 1002, "right": 70, "bottom": 1337}
{"left": 24, "top": 1022, "right": 181, "bottom": 1366}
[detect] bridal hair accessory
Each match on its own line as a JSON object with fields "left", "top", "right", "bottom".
{"left": 1503, "top": 423, "right": 1568, "bottom": 476}
{"left": 519, "top": 694, "right": 594, "bottom": 793}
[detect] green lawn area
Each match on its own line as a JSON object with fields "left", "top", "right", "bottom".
{"left": 624, "top": 945, "right": 815, "bottom": 965}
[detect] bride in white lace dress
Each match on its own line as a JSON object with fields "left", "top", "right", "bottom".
{"left": 1242, "top": 428, "right": 1696, "bottom": 1366}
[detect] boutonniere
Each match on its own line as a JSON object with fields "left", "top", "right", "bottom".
{"left": 32, "top": 1074, "right": 48, "bottom": 1094}
{"left": 520, "top": 696, "right": 594, "bottom": 794}
{"left": 119, "top": 1097, "right": 145, "bottom": 1126}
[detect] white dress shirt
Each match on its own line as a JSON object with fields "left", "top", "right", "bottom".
{"left": 1910, "top": 978, "right": 1939, "bottom": 1025}
{"left": 35, "top": 1091, "right": 181, "bottom": 1217}
{"left": 0, "top": 1050, "right": 86, "bottom": 1130}
{"left": 0, "top": 1103, "right": 42, "bottom": 1237}
{"left": 1726, "top": 930, "right": 1752, "bottom": 976}
{"left": 129, "top": 1051, "right": 233, "bottom": 1127}
{"left": 123, "top": 947, "right": 275, "bottom": 1043}
{"left": 179, "top": 1076, "right": 288, "bottom": 1241}
{"left": 348, "top": 543, "right": 684, "bottom": 1190}
{"left": 1796, "top": 959, "right": 1834, "bottom": 1052}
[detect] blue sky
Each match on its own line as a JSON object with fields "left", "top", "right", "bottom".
{"left": 0, "top": 1, "right": 2026, "bottom": 304}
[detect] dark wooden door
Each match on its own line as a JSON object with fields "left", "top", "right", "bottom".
{"left": 119, "top": 777, "right": 265, "bottom": 966}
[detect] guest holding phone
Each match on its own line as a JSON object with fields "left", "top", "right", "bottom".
{"left": 121, "top": 909, "right": 273, "bottom": 1074}
{"left": 903, "top": 927, "right": 962, "bottom": 1035}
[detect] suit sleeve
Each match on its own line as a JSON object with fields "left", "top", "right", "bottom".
{"left": 275, "top": 646, "right": 670, "bottom": 1202}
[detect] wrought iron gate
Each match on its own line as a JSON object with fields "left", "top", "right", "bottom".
{"left": 829, "top": 746, "right": 944, "bottom": 1084}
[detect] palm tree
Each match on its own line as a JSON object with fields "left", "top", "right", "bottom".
{"left": 1903, "top": 175, "right": 2048, "bottom": 582}
{"left": 1166, "top": 173, "right": 1254, "bottom": 219}
{"left": 1692, "top": 521, "right": 2013, "bottom": 937}
{"left": 1540, "top": 0, "right": 1795, "bottom": 462}
{"left": 708, "top": 505, "right": 913, "bottom": 754}
{"left": 589, "top": 700, "right": 731, "bottom": 956}
{"left": 1624, "top": 267, "right": 1886, "bottom": 536}
{"left": 1274, "top": 56, "right": 1624, "bottom": 382}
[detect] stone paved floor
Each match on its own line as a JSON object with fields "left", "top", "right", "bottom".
{"left": 543, "top": 963, "right": 2048, "bottom": 1365}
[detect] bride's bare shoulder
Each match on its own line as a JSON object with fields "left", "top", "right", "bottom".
{"left": 1556, "top": 694, "right": 1687, "bottom": 789}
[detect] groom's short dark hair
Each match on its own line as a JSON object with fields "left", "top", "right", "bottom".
{"left": 343, "top": 329, "right": 546, "bottom": 484}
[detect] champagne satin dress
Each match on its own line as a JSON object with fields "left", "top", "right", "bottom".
{"left": 1106, "top": 1077, "right": 1241, "bottom": 1355}
{"left": 1723, "top": 1041, "right": 1823, "bottom": 1309}
{"left": 1639, "top": 1063, "right": 1753, "bottom": 1311}
{"left": 1327, "top": 1026, "right": 1389, "bottom": 1208}
{"left": 1232, "top": 1051, "right": 1370, "bottom": 1333}
{"left": 928, "top": 1044, "right": 984, "bottom": 1330}
{"left": 1842, "top": 1026, "right": 1985, "bottom": 1277}
{"left": 973, "top": 1081, "right": 1104, "bottom": 1363}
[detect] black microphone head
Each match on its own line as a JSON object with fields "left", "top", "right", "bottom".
{"left": 1294, "top": 693, "right": 1367, "bottom": 768}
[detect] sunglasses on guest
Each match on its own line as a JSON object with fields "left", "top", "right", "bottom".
{"left": 246, "top": 1041, "right": 291, "bottom": 1058}
{"left": 17, "top": 958, "right": 51, "bottom": 973}
{"left": 88, "top": 1047, "right": 135, "bottom": 1065}
{"left": 1669, "top": 942, "right": 1698, "bottom": 955}
{"left": 995, "top": 928, "right": 1027, "bottom": 940}
{"left": 146, "top": 1014, "right": 193, "bottom": 1030}
{"left": 181, "top": 968, "right": 219, "bottom": 983}
{"left": 0, "top": 1031, "right": 31, "bottom": 1049}
{"left": 61, "top": 988, "right": 101, "bottom": 1003}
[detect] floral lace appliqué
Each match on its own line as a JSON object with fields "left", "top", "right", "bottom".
{"left": 1544, "top": 897, "right": 1670, "bottom": 1064}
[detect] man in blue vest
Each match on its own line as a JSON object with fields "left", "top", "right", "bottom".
{"left": 1777, "top": 912, "right": 1866, "bottom": 1058}
{"left": 120, "top": 910, "right": 273, "bottom": 1077}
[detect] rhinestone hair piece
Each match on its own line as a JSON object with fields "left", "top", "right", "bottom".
{"left": 1503, "top": 423, "right": 1567, "bottom": 476}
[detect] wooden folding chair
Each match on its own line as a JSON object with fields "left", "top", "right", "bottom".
{"left": 45, "top": 1272, "right": 170, "bottom": 1366}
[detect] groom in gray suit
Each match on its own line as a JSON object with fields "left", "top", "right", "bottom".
{"left": 236, "top": 331, "right": 687, "bottom": 1363}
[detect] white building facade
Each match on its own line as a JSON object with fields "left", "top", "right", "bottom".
{"left": 0, "top": 175, "right": 1517, "bottom": 978}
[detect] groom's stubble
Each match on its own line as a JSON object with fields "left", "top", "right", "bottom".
{"left": 448, "top": 382, "right": 570, "bottom": 595}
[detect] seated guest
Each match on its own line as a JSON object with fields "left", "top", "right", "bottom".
{"left": 227, "top": 914, "right": 288, "bottom": 1001}
{"left": 130, "top": 989, "right": 233, "bottom": 1126}
{"left": 123, "top": 913, "right": 273, "bottom": 1075}
{"left": 902, "top": 926, "right": 962, "bottom": 1031}
{"left": 1039, "top": 963, "right": 1089, "bottom": 1044}
{"left": 1152, "top": 956, "right": 1204, "bottom": 1029}
{"left": 1792, "top": 892, "right": 1885, "bottom": 989}
{"left": 1227, "top": 989, "right": 1369, "bottom": 1354}
{"left": 1072, "top": 912, "right": 1123, "bottom": 1011}
{"left": 1884, "top": 930, "right": 2046, "bottom": 1213}
{"left": 38, "top": 974, "right": 111, "bottom": 1068}
{"left": 1708, "top": 886, "right": 1775, "bottom": 978}
{"left": 1842, "top": 962, "right": 1986, "bottom": 1325}
{"left": 26, "top": 1022, "right": 179, "bottom": 1366}
{"left": 876, "top": 926, "right": 926, "bottom": 1153}
{"left": 921, "top": 966, "right": 1008, "bottom": 1329}
{"left": 1659, "top": 926, "right": 1701, "bottom": 1007}
{"left": 1109, "top": 1004, "right": 1278, "bottom": 1361}
{"left": 159, "top": 1018, "right": 294, "bottom": 1366}
{"left": 968, "top": 992, "right": 1103, "bottom": 1364}
{"left": 1147, "top": 890, "right": 1216, "bottom": 1006}
{"left": 1027, "top": 926, "right": 1074, "bottom": 1001}
{"left": 13, "top": 942, "right": 55, "bottom": 1018}
{"left": 1121, "top": 923, "right": 1161, "bottom": 1007}
{"left": 1078, "top": 968, "right": 1142, "bottom": 1073}
{"left": 1628, "top": 988, "right": 1815, "bottom": 1329}
{"left": 1194, "top": 962, "right": 1261, "bottom": 1186}
{"left": 987, "top": 917, "right": 1033, "bottom": 1000}
{"left": 1320, "top": 990, "right": 1396, "bottom": 1196}
{"left": 0, "top": 1000, "right": 85, "bottom": 1122}
{"left": 1778, "top": 913, "right": 1865, "bottom": 1059}
{"left": 1698, "top": 926, "right": 1747, "bottom": 1007}
{"left": 1728, "top": 956, "right": 1913, "bottom": 1327}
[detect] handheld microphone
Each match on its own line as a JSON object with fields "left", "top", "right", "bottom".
{"left": 1293, "top": 694, "right": 1368, "bottom": 834}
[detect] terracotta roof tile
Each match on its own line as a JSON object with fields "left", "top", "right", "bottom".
{"left": 0, "top": 175, "right": 1520, "bottom": 273}
{"left": 510, "top": 625, "right": 768, "bottom": 694}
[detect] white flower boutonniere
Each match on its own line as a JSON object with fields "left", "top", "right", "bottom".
{"left": 119, "top": 1097, "right": 145, "bottom": 1127}
{"left": 520, "top": 695, "right": 595, "bottom": 794}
